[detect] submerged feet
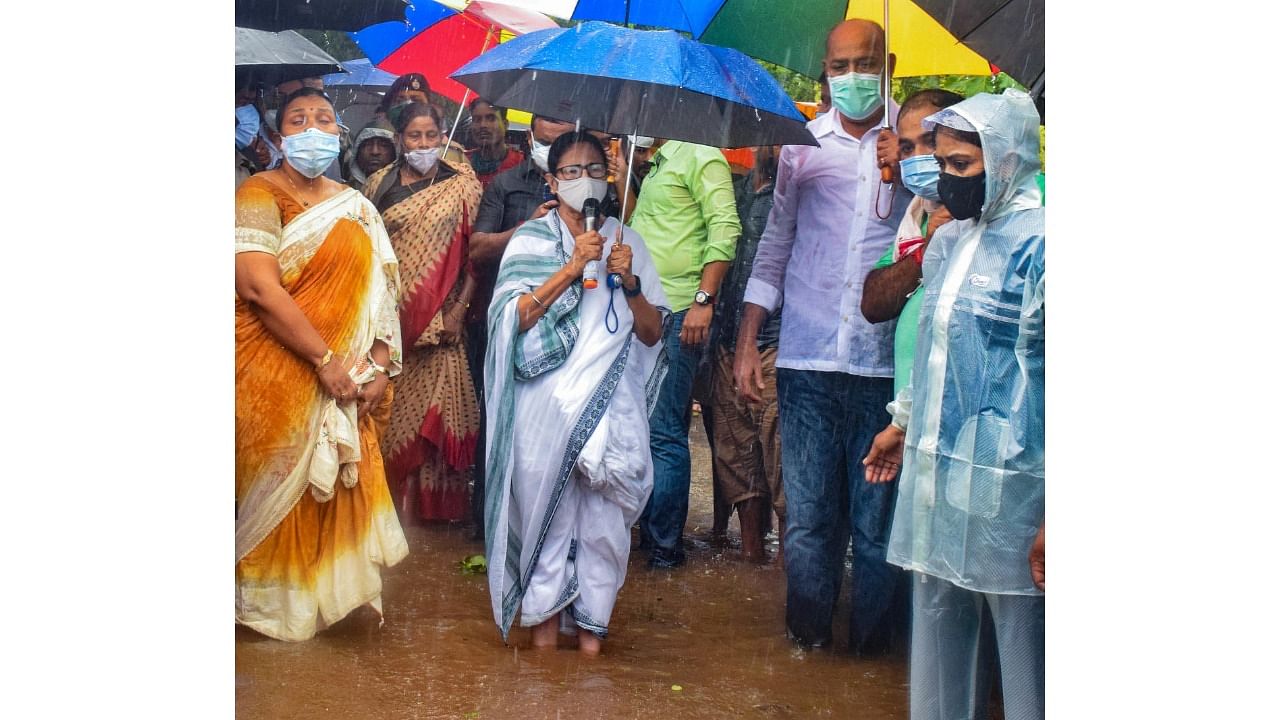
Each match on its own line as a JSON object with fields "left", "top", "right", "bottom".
{"left": 530, "top": 614, "right": 605, "bottom": 655}
{"left": 531, "top": 617, "right": 559, "bottom": 649}
{"left": 577, "top": 629, "right": 602, "bottom": 656}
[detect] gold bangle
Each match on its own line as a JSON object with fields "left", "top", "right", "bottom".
{"left": 315, "top": 349, "right": 335, "bottom": 372}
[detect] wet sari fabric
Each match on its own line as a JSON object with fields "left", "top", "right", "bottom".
{"left": 235, "top": 177, "right": 407, "bottom": 641}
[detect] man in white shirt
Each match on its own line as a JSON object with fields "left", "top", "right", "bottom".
{"left": 734, "top": 18, "right": 909, "bottom": 654}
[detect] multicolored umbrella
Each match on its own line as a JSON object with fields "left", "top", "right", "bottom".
{"left": 489, "top": 1, "right": 995, "bottom": 80}
{"left": 350, "top": 0, "right": 558, "bottom": 103}
{"left": 701, "top": 0, "right": 993, "bottom": 79}
{"left": 911, "top": 0, "right": 1043, "bottom": 94}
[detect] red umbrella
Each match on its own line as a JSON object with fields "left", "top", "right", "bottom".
{"left": 351, "top": 0, "right": 558, "bottom": 103}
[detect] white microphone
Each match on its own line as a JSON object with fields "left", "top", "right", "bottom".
{"left": 581, "top": 197, "right": 601, "bottom": 290}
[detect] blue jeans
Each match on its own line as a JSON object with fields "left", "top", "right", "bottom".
{"left": 639, "top": 308, "right": 700, "bottom": 567}
{"left": 777, "top": 368, "right": 899, "bottom": 650}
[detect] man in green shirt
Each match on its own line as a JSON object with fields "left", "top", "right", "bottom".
{"left": 629, "top": 139, "right": 741, "bottom": 568}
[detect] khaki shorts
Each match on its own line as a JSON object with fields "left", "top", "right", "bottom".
{"left": 709, "top": 345, "right": 784, "bottom": 518}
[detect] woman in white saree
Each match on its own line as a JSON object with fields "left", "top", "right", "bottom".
{"left": 484, "top": 133, "right": 669, "bottom": 655}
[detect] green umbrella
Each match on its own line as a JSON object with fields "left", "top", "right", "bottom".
{"left": 699, "top": 0, "right": 994, "bottom": 80}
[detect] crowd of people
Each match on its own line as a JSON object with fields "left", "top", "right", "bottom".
{"left": 234, "top": 18, "right": 1044, "bottom": 720}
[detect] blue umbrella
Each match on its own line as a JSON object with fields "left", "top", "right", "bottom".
{"left": 323, "top": 58, "right": 399, "bottom": 87}
{"left": 566, "top": 0, "right": 724, "bottom": 33}
{"left": 449, "top": 20, "right": 817, "bottom": 149}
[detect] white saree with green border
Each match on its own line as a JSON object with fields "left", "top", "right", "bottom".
{"left": 484, "top": 211, "right": 670, "bottom": 641}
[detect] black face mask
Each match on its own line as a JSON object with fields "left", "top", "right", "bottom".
{"left": 938, "top": 171, "right": 986, "bottom": 221}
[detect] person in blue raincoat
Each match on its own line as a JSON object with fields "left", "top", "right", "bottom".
{"left": 863, "top": 88, "right": 1045, "bottom": 720}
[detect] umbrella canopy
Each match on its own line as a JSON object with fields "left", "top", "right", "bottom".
{"left": 235, "top": 27, "right": 345, "bottom": 87}
{"left": 912, "top": 0, "right": 1044, "bottom": 95}
{"left": 450, "top": 21, "right": 817, "bottom": 148}
{"left": 351, "top": 0, "right": 557, "bottom": 103}
{"left": 235, "top": 0, "right": 408, "bottom": 32}
{"left": 503, "top": 1, "right": 994, "bottom": 80}
{"left": 323, "top": 58, "right": 399, "bottom": 87}
{"left": 700, "top": 0, "right": 992, "bottom": 79}
{"left": 323, "top": 60, "right": 400, "bottom": 135}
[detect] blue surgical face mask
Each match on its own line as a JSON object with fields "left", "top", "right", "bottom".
{"left": 828, "top": 71, "right": 884, "bottom": 121}
{"left": 281, "top": 127, "right": 340, "bottom": 178}
{"left": 899, "top": 154, "right": 941, "bottom": 201}
{"left": 235, "top": 104, "right": 260, "bottom": 151}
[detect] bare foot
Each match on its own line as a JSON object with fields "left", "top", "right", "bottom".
{"left": 578, "top": 629, "right": 602, "bottom": 656}
{"left": 531, "top": 617, "right": 559, "bottom": 649}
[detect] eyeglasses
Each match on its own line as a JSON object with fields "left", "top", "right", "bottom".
{"left": 554, "top": 162, "right": 608, "bottom": 180}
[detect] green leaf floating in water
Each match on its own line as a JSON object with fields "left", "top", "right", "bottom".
{"left": 458, "top": 554, "right": 487, "bottom": 575}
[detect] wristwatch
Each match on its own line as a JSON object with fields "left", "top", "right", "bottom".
{"left": 694, "top": 289, "right": 715, "bottom": 306}
{"left": 623, "top": 275, "right": 643, "bottom": 298}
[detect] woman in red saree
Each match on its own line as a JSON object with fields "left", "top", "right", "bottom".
{"left": 235, "top": 88, "right": 407, "bottom": 641}
{"left": 363, "top": 102, "right": 483, "bottom": 523}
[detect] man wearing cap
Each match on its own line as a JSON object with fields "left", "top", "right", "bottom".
{"left": 466, "top": 99, "right": 524, "bottom": 188}
{"left": 628, "top": 138, "right": 741, "bottom": 569}
{"left": 735, "top": 19, "right": 908, "bottom": 653}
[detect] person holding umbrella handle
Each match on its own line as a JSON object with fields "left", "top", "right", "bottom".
{"left": 515, "top": 133, "right": 663, "bottom": 347}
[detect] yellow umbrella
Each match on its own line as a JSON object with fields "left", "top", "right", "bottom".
{"left": 844, "top": 0, "right": 992, "bottom": 77}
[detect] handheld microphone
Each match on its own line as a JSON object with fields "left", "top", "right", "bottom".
{"left": 582, "top": 197, "right": 601, "bottom": 290}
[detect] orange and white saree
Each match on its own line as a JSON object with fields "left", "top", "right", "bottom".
{"left": 235, "top": 176, "right": 408, "bottom": 642}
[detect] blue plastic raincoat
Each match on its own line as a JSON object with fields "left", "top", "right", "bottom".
{"left": 886, "top": 89, "right": 1044, "bottom": 596}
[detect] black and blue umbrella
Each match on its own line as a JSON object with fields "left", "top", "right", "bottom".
{"left": 449, "top": 20, "right": 818, "bottom": 149}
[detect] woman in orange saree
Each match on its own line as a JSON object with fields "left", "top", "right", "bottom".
{"left": 363, "top": 102, "right": 483, "bottom": 523}
{"left": 236, "top": 88, "right": 408, "bottom": 642}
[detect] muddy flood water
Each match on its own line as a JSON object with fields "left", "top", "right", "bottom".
{"left": 236, "top": 420, "right": 910, "bottom": 719}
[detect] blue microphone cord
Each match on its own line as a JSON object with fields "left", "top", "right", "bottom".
{"left": 605, "top": 282, "right": 620, "bottom": 334}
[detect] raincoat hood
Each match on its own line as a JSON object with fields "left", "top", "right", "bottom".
{"left": 347, "top": 122, "right": 397, "bottom": 187}
{"left": 923, "top": 89, "right": 1041, "bottom": 223}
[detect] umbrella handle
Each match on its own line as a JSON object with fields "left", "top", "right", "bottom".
{"left": 445, "top": 25, "right": 499, "bottom": 157}
{"left": 883, "top": 0, "right": 891, "bottom": 120}
{"left": 880, "top": 0, "right": 894, "bottom": 186}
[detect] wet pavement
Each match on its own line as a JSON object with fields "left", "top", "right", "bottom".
{"left": 236, "top": 419, "right": 909, "bottom": 719}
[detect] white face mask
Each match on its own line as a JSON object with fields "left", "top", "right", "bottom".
{"left": 528, "top": 136, "right": 551, "bottom": 172}
{"left": 555, "top": 176, "right": 608, "bottom": 213}
{"left": 404, "top": 147, "right": 440, "bottom": 175}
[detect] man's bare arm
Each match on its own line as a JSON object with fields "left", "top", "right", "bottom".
{"left": 861, "top": 259, "right": 921, "bottom": 324}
